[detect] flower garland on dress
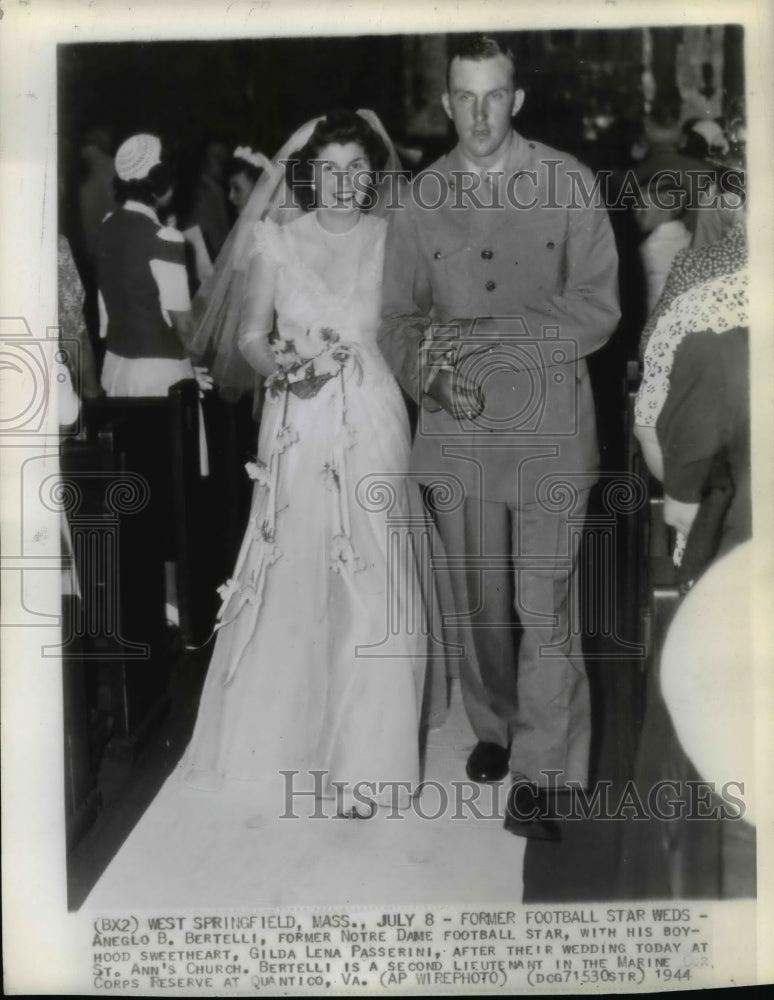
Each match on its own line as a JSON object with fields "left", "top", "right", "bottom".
{"left": 263, "top": 322, "right": 364, "bottom": 574}
{"left": 212, "top": 323, "right": 365, "bottom": 684}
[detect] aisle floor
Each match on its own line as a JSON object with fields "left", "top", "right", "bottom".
{"left": 82, "top": 680, "right": 526, "bottom": 911}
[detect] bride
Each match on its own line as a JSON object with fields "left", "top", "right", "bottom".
{"left": 182, "top": 109, "right": 436, "bottom": 818}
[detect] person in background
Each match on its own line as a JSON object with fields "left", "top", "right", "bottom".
{"left": 634, "top": 170, "right": 747, "bottom": 577}
{"left": 173, "top": 137, "right": 238, "bottom": 291}
{"left": 624, "top": 199, "right": 750, "bottom": 901}
{"left": 633, "top": 108, "right": 727, "bottom": 250}
{"left": 58, "top": 224, "right": 101, "bottom": 399}
{"left": 633, "top": 174, "right": 692, "bottom": 315}
{"left": 77, "top": 128, "right": 117, "bottom": 264}
{"left": 70, "top": 128, "right": 118, "bottom": 355}
{"left": 623, "top": 312, "right": 751, "bottom": 899}
{"left": 656, "top": 323, "right": 749, "bottom": 586}
{"left": 96, "top": 133, "right": 212, "bottom": 631}
{"left": 185, "top": 137, "right": 232, "bottom": 262}
{"left": 57, "top": 199, "right": 99, "bottom": 596}
{"left": 227, "top": 146, "right": 272, "bottom": 217}
{"left": 96, "top": 133, "right": 210, "bottom": 398}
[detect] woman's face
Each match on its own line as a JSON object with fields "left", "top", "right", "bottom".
{"left": 313, "top": 141, "right": 371, "bottom": 213}
{"left": 228, "top": 170, "right": 257, "bottom": 215}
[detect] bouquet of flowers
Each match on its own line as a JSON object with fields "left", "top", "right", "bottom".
{"left": 264, "top": 325, "right": 361, "bottom": 399}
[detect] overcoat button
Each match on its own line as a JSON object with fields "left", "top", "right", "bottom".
{"left": 529, "top": 142, "right": 535, "bottom": 149}
{"left": 546, "top": 241, "right": 555, "bottom": 249}
{"left": 485, "top": 280, "right": 496, "bottom": 291}
{"left": 481, "top": 249, "right": 493, "bottom": 260}
{"left": 433, "top": 251, "right": 442, "bottom": 259}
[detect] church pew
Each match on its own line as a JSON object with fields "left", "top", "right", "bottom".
{"left": 60, "top": 380, "right": 239, "bottom": 842}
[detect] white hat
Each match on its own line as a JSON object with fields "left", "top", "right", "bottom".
{"left": 114, "top": 134, "right": 162, "bottom": 181}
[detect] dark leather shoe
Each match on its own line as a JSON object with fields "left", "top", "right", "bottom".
{"left": 504, "top": 780, "right": 561, "bottom": 842}
{"left": 466, "top": 741, "right": 510, "bottom": 783}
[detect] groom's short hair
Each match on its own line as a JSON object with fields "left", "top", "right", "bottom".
{"left": 446, "top": 34, "right": 519, "bottom": 90}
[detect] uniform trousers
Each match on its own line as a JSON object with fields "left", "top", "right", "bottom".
{"left": 433, "top": 491, "right": 592, "bottom": 788}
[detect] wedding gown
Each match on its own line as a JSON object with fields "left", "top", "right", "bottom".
{"left": 83, "top": 208, "right": 530, "bottom": 915}
{"left": 181, "top": 209, "right": 427, "bottom": 810}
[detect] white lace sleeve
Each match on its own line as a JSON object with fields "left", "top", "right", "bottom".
{"left": 247, "top": 218, "right": 283, "bottom": 264}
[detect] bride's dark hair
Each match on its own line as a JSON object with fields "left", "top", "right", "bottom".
{"left": 284, "top": 109, "right": 389, "bottom": 212}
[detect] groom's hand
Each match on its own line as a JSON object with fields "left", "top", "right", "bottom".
{"left": 425, "top": 367, "right": 485, "bottom": 421}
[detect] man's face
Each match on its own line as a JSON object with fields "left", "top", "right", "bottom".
{"left": 442, "top": 55, "right": 524, "bottom": 164}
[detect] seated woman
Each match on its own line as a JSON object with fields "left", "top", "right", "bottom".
{"left": 96, "top": 133, "right": 206, "bottom": 397}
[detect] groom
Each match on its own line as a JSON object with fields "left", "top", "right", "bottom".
{"left": 378, "top": 35, "right": 620, "bottom": 839}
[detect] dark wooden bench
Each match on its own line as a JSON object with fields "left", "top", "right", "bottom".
{"left": 60, "top": 381, "right": 255, "bottom": 850}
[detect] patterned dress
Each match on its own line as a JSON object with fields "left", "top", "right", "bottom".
{"left": 635, "top": 222, "right": 748, "bottom": 565}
